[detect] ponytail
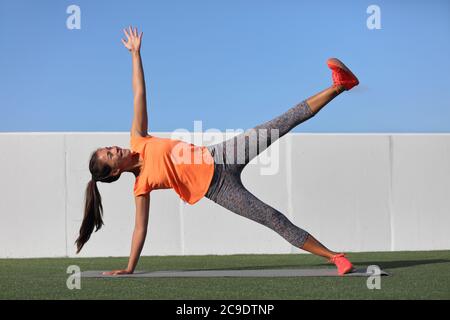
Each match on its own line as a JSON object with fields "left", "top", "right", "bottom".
{"left": 75, "top": 149, "right": 121, "bottom": 253}
{"left": 75, "top": 179, "right": 104, "bottom": 253}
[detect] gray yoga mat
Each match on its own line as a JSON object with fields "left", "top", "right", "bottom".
{"left": 81, "top": 268, "right": 389, "bottom": 278}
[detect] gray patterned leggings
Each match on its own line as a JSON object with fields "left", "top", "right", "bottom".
{"left": 205, "top": 100, "right": 315, "bottom": 248}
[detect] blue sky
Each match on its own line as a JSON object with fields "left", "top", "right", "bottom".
{"left": 1, "top": 0, "right": 449, "bottom": 133}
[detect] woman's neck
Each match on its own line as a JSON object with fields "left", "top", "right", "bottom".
{"left": 127, "top": 153, "right": 144, "bottom": 177}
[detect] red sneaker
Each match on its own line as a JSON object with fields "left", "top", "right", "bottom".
{"left": 330, "top": 253, "right": 354, "bottom": 275}
{"left": 327, "top": 58, "right": 359, "bottom": 91}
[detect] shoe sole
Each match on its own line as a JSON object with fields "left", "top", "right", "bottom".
{"left": 338, "top": 266, "right": 356, "bottom": 276}
{"left": 327, "top": 58, "right": 359, "bottom": 85}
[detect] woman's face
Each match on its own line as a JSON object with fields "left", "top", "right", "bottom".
{"left": 97, "top": 146, "right": 133, "bottom": 173}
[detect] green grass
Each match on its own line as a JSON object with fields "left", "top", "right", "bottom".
{"left": 1, "top": 251, "right": 449, "bottom": 299}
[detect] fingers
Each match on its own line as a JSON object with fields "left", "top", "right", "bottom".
{"left": 128, "top": 26, "right": 133, "bottom": 38}
{"left": 139, "top": 31, "right": 143, "bottom": 40}
{"left": 102, "top": 270, "right": 121, "bottom": 275}
{"left": 123, "top": 28, "right": 131, "bottom": 40}
{"left": 123, "top": 25, "right": 141, "bottom": 39}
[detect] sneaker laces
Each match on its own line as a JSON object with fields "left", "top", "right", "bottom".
{"left": 329, "top": 253, "right": 346, "bottom": 264}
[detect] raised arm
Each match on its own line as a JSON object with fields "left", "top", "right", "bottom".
{"left": 122, "top": 26, "right": 148, "bottom": 137}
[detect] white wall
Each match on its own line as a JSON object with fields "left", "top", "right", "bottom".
{"left": 0, "top": 133, "right": 449, "bottom": 258}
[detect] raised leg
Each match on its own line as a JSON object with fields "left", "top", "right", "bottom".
{"left": 306, "top": 85, "right": 344, "bottom": 114}
{"left": 219, "top": 86, "right": 343, "bottom": 168}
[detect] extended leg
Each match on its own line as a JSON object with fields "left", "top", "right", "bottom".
{"left": 220, "top": 86, "right": 343, "bottom": 168}
{"left": 301, "top": 234, "right": 338, "bottom": 259}
{"left": 305, "top": 85, "right": 344, "bottom": 114}
{"left": 218, "top": 57, "right": 359, "bottom": 167}
{"left": 207, "top": 175, "right": 339, "bottom": 258}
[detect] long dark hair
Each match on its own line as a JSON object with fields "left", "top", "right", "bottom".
{"left": 75, "top": 149, "right": 121, "bottom": 253}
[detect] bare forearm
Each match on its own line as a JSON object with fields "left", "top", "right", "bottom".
{"left": 131, "top": 51, "right": 146, "bottom": 96}
{"left": 126, "top": 227, "right": 147, "bottom": 272}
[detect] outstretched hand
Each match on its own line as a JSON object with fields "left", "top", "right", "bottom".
{"left": 103, "top": 269, "right": 133, "bottom": 276}
{"left": 121, "top": 26, "right": 143, "bottom": 52}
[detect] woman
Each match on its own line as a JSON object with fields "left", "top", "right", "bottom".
{"left": 76, "top": 26, "right": 359, "bottom": 276}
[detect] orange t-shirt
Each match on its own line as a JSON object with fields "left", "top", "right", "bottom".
{"left": 130, "top": 134, "right": 215, "bottom": 204}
